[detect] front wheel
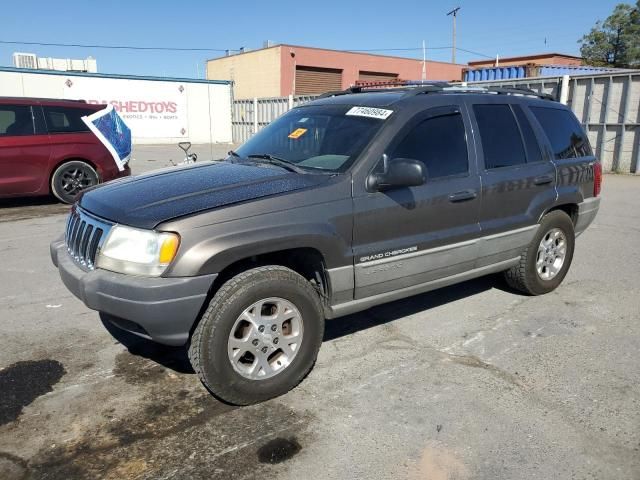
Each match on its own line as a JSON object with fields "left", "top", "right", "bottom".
{"left": 188, "top": 266, "right": 325, "bottom": 405}
{"left": 51, "top": 161, "right": 99, "bottom": 204}
{"left": 504, "top": 210, "right": 575, "bottom": 295}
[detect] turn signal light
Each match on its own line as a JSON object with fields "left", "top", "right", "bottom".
{"left": 159, "top": 234, "right": 180, "bottom": 264}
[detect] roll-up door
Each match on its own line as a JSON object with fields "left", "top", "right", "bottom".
{"left": 358, "top": 71, "right": 399, "bottom": 83}
{"left": 295, "top": 66, "right": 343, "bottom": 95}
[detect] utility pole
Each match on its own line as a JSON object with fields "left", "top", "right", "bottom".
{"left": 422, "top": 40, "right": 427, "bottom": 82}
{"left": 447, "top": 7, "right": 460, "bottom": 64}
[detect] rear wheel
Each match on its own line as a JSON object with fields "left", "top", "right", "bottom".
{"left": 188, "top": 266, "right": 324, "bottom": 405}
{"left": 51, "top": 161, "right": 99, "bottom": 204}
{"left": 504, "top": 210, "right": 575, "bottom": 295}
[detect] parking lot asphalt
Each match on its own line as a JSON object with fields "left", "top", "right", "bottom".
{"left": 0, "top": 158, "right": 638, "bottom": 479}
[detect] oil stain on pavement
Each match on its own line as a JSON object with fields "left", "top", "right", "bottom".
{"left": 0, "top": 360, "right": 66, "bottom": 426}
{"left": 257, "top": 437, "right": 302, "bottom": 464}
{"left": 23, "top": 351, "right": 311, "bottom": 480}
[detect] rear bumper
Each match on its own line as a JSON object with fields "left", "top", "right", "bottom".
{"left": 51, "top": 239, "right": 216, "bottom": 346}
{"left": 575, "top": 197, "right": 600, "bottom": 237}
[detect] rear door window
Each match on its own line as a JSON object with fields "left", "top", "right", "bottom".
{"left": 0, "top": 105, "right": 35, "bottom": 136}
{"left": 43, "top": 106, "right": 93, "bottom": 133}
{"left": 512, "top": 105, "right": 544, "bottom": 164}
{"left": 530, "top": 106, "right": 592, "bottom": 158}
{"left": 473, "top": 104, "right": 526, "bottom": 169}
{"left": 389, "top": 110, "right": 468, "bottom": 179}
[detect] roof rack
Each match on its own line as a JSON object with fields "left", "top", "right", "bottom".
{"left": 316, "top": 82, "right": 555, "bottom": 101}
{"left": 316, "top": 81, "right": 452, "bottom": 99}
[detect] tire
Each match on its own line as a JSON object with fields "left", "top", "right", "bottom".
{"left": 189, "top": 266, "right": 325, "bottom": 405}
{"left": 504, "top": 210, "right": 575, "bottom": 295}
{"left": 51, "top": 161, "right": 99, "bottom": 204}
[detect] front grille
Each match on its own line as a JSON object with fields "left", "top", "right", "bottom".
{"left": 65, "top": 207, "right": 113, "bottom": 270}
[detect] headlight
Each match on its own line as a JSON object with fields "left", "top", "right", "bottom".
{"left": 96, "top": 225, "right": 180, "bottom": 276}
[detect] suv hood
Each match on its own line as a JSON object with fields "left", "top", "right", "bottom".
{"left": 79, "top": 161, "right": 330, "bottom": 229}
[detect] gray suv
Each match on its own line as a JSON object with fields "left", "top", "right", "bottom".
{"left": 51, "top": 84, "right": 601, "bottom": 405}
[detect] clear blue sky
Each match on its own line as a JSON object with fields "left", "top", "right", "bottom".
{"left": 0, "top": 0, "right": 625, "bottom": 79}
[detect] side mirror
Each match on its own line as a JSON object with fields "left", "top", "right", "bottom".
{"left": 367, "top": 158, "right": 426, "bottom": 191}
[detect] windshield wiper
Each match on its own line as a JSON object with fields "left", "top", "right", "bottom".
{"left": 246, "top": 154, "right": 306, "bottom": 173}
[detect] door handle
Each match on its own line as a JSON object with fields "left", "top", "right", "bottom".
{"left": 533, "top": 174, "right": 554, "bottom": 185}
{"left": 448, "top": 190, "right": 477, "bottom": 203}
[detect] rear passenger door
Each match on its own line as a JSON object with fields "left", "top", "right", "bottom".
{"left": 470, "top": 101, "right": 556, "bottom": 267}
{"left": 0, "top": 104, "right": 51, "bottom": 195}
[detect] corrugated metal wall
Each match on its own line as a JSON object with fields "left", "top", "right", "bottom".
{"left": 232, "top": 71, "right": 640, "bottom": 173}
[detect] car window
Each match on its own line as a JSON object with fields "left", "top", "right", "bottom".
{"left": 474, "top": 104, "right": 526, "bottom": 169}
{"left": 512, "top": 105, "right": 543, "bottom": 163}
{"left": 530, "top": 106, "right": 592, "bottom": 159}
{"left": 389, "top": 112, "right": 468, "bottom": 179}
{"left": 43, "top": 106, "right": 93, "bottom": 134}
{"left": 0, "top": 105, "right": 35, "bottom": 136}
{"left": 234, "top": 105, "right": 386, "bottom": 172}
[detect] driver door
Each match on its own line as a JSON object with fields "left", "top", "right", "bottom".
{"left": 352, "top": 105, "right": 481, "bottom": 299}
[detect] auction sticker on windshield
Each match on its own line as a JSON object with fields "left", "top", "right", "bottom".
{"left": 346, "top": 106, "right": 393, "bottom": 120}
{"left": 288, "top": 128, "right": 308, "bottom": 139}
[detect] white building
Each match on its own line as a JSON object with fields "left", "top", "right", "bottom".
{"left": 0, "top": 66, "right": 233, "bottom": 145}
{"left": 13, "top": 52, "right": 98, "bottom": 73}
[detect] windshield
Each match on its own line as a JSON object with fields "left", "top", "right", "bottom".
{"left": 232, "top": 105, "right": 388, "bottom": 172}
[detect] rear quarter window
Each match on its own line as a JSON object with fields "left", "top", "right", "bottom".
{"left": 43, "top": 106, "right": 94, "bottom": 134}
{"left": 530, "top": 107, "right": 592, "bottom": 159}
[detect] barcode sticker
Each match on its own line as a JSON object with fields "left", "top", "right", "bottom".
{"left": 346, "top": 106, "right": 393, "bottom": 120}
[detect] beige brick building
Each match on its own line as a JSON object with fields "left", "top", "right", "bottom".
{"left": 207, "top": 44, "right": 465, "bottom": 99}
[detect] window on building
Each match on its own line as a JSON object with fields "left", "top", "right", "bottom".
{"left": 389, "top": 111, "right": 468, "bottom": 179}
{"left": 0, "top": 105, "right": 34, "bottom": 136}
{"left": 43, "top": 106, "right": 93, "bottom": 134}
{"left": 530, "top": 106, "right": 592, "bottom": 159}
{"left": 473, "top": 104, "right": 526, "bottom": 169}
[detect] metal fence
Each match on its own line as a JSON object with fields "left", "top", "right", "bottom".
{"left": 232, "top": 95, "right": 316, "bottom": 144}
{"left": 231, "top": 71, "right": 640, "bottom": 173}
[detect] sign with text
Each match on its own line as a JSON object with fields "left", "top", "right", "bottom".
{"left": 63, "top": 77, "right": 188, "bottom": 138}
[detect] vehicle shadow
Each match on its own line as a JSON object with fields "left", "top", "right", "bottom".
{"left": 324, "top": 274, "right": 511, "bottom": 341}
{"left": 0, "top": 196, "right": 69, "bottom": 222}
{"left": 100, "top": 274, "right": 515, "bottom": 375}
{"left": 101, "top": 315, "right": 195, "bottom": 374}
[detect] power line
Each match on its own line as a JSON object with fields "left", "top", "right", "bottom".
{"left": 0, "top": 39, "right": 233, "bottom": 52}
{"left": 455, "top": 47, "right": 494, "bottom": 59}
{"left": 347, "top": 46, "right": 451, "bottom": 52}
{"left": 0, "top": 39, "right": 495, "bottom": 59}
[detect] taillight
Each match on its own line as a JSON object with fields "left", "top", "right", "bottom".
{"left": 593, "top": 162, "right": 602, "bottom": 197}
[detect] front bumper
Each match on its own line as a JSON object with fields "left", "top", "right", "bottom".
{"left": 50, "top": 239, "right": 216, "bottom": 346}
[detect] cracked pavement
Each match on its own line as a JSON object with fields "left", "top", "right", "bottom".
{"left": 0, "top": 169, "right": 638, "bottom": 480}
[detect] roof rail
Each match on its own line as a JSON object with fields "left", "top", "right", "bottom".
{"left": 316, "top": 81, "right": 453, "bottom": 99}
{"left": 316, "top": 82, "right": 556, "bottom": 101}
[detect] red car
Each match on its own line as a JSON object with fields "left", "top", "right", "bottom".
{"left": 0, "top": 97, "right": 131, "bottom": 204}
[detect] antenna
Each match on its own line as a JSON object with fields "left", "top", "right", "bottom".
{"left": 446, "top": 7, "right": 461, "bottom": 64}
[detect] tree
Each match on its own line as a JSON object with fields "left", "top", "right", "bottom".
{"left": 579, "top": 2, "right": 640, "bottom": 67}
